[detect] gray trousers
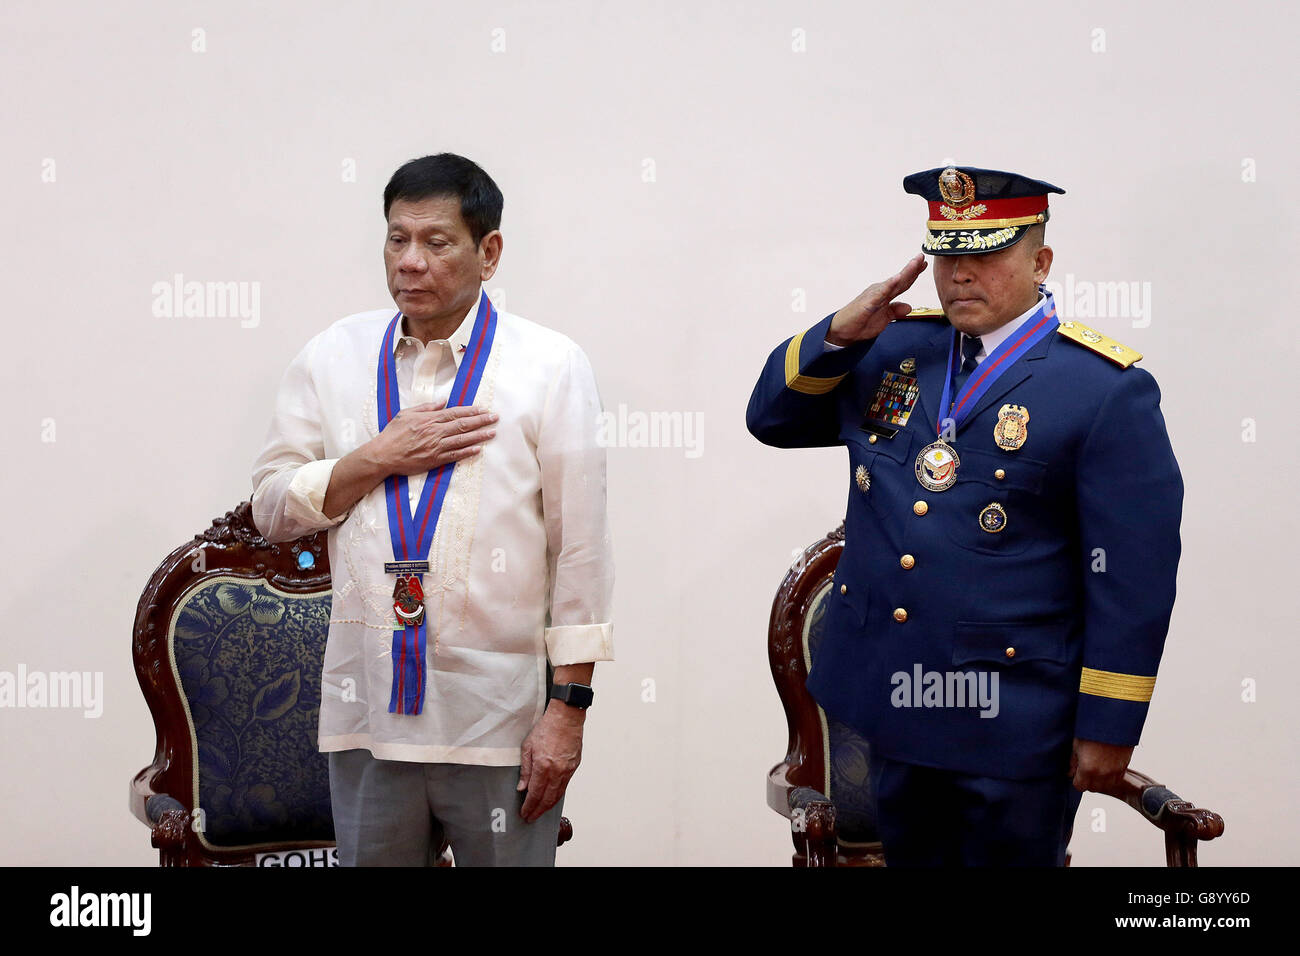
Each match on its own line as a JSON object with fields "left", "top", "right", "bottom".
{"left": 328, "top": 748, "right": 564, "bottom": 867}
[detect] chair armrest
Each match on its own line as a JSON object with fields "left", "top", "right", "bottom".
{"left": 1111, "top": 769, "right": 1225, "bottom": 841}
{"left": 1107, "top": 768, "right": 1225, "bottom": 866}
{"left": 140, "top": 792, "right": 197, "bottom": 867}
{"left": 767, "top": 764, "right": 792, "bottom": 818}
{"left": 788, "top": 785, "right": 833, "bottom": 812}
{"left": 145, "top": 794, "right": 188, "bottom": 825}
{"left": 768, "top": 762, "right": 838, "bottom": 866}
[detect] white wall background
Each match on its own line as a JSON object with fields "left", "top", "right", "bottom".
{"left": 1, "top": 0, "right": 1295, "bottom": 866}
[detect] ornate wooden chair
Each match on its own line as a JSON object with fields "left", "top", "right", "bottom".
{"left": 765, "top": 522, "right": 1225, "bottom": 867}
{"left": 131, "top": 501, "right": 572, "bottom": 866}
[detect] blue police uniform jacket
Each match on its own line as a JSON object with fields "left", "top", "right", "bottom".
{"left": 746, "top": 309, "right": 1183, "bottom": 780}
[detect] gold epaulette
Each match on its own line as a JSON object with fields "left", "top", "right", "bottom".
{"left": 902, "top": 307, "right": 946, "bottom": 319}
{"left": 1056, "top": 321, "right": 1142, "bottom": 368}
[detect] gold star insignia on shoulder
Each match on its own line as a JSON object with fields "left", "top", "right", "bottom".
{"left": 1056, "top": 320, "right": 1142, "bottom": 367}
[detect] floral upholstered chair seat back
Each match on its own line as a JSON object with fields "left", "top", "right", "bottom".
{"left": 169, "top": 577, "right": 333, "bottom": 849}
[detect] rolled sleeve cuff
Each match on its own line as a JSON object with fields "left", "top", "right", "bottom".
{"left": 545, "top": 623, "right": 614, "bottom": 666}
{"left": 285, "top": 458, "right": 347, "bottom": 528}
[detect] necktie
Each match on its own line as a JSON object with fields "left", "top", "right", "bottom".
{"left": 953, "top": 334, "right": 983, "bottom": 393}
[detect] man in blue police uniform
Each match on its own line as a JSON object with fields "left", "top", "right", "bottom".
{"left": 746, "top": 167, "right": 1183, "bottom": 866}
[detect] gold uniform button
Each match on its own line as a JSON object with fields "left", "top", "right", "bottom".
{"left": 840, "top": 584, "right": 848, "bottom": 595}
{"left": 913, "top": 501, "right": 928, "bottom": 516}
{"left": 893, "top": 608, "right": 908, "bottom": 623}
{"left": 1005, "top": 647, "right": 1016, "bottom": 659}
{"left": 868, "top": 434, "right": 878, "bottom": 444}
{"left": 900, "top": 554, "right": 915, "bottom": 569}
{"left": 995, "top": 469, "right": 1006, "bottom": 480}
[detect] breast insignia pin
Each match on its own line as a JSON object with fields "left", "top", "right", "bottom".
{"left": 979, "top": 502, "right": 1008, "bottom": 534}
{"left": 855, "top": 465, "right": 871, "bottom": 494}
{"left": 993, "top": 404, "right": 1030, "bottom": 451}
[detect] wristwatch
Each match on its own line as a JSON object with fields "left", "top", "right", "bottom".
{"left": 549, "top": 682, "right": 594, "bottom": 709}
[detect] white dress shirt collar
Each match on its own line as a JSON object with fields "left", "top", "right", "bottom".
{"left": 969, "top": 291, "right": 1047, "bottom": 363}
{"left": 395, "top": 285, "right": 483, "bottom": 364}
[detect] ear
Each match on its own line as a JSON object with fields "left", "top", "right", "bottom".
{"left": 1032, "top": 244, "right": 1053, "bottom": 284}
{"left": 478, "top": 230, "right": 503, "bottom": 282}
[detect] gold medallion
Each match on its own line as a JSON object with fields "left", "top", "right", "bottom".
{"left": 938, "top": 167, "right": 976, "bottom": 208}
{"left": 993, "top": 404, "right": 1030, "bottom": 451}
{"left": 900, "top": 357, "right": 916, "bottom": 374}
{"left": 979, "top": 502, "right": 1008, "bottom": 534}
{"left": 392, "top": 576, "right": 426, "bottom": 627}
{"left": 915, "top": 440, "right": 960, "bottom": 492}
{"left": 855, "top": 465, "right": 871, "bottom": 494}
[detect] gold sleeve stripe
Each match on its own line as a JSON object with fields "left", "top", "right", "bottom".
{"left": 784, "top": 330, "right": 848, "bottom": 395}
{"left": 1079, "top": 667, "right": 1156, "bottom": 702}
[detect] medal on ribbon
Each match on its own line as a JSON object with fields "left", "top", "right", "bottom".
{"left": 915, "top": 289, "right": 1058, "bottom": 492}
{"left": 386, "top": 560, "right": 429, "bottom": 626}
{"left": 376, "top": 291, "right": 497, "bottom": 716}
{"left": 915, "top": 440, "right": 960, "bottom": 491}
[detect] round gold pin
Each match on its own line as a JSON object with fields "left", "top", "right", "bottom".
{"left": 900, "top": 357, "right": 916, "bottom": 374}
{"left": 979, "top": 502, "right": 1007, "bottom": 534}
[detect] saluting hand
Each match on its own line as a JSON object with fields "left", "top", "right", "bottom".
{"left": 827, "top": 253, "right": 928, "bottom": 346}
{"left": 372, "top": 401, "right": 499, "bottom": 475}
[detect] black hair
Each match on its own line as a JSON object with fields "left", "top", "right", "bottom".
{"left": 382, "top": 153, "right": 503, "bottom": 245}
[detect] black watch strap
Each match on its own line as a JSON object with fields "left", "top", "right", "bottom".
{"left": 549, "top": 682, "right": 594, "bottom": 709}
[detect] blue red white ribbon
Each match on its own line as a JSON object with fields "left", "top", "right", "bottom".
{"left": 935, "top": 288, "right": 1059, "bottom": 435}
{"left": 376, "top": 290, "right": 497, "bottom": 715}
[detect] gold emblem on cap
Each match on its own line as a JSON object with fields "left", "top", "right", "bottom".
{"left": 938, "top": 167, "right": 976, "bottom": 208}
{"left": 993, "top": 404, "right": 1030, "bottom": 451}
{"left": 937, "top": 203, "right": 989, "bottom": 222}
{"left": 855, "top": 465, "right": 871, "bottom": 494}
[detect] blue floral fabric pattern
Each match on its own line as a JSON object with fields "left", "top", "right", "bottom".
{"left": 171, "top": 579, "right": 334, "bottom": 847}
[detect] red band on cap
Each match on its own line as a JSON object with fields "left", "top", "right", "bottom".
{"left": 927, "top": 196, "right": 1049, "bottom": 222}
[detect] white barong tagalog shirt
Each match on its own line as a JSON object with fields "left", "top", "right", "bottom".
{"left": 250, "top": 290, "right": 614, "bottom": 765}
